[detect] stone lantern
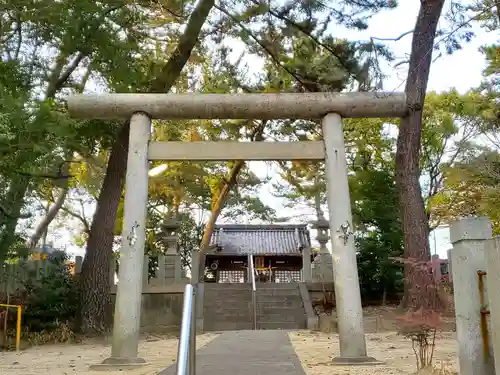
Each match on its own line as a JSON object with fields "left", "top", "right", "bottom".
{"left": 161, "top": 219, "right": 180, "bottom": 255}
{"left": 159, "top": 218, "right": 183, "bottom": 282}
{"left": 311, "top": 211, "right": 334, "bottom": 282}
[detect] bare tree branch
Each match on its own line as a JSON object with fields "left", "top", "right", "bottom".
{"left": 0, "top": 203, "right": 32, "bottom": 219}
{"left": 26, "top": 186, "right": 69, "bottom": 248}
{"left": 371, "top": 30, "right": 414, "bottom": 42}
{"left": 199, "top": 120, "right": 267, "bottom": 252}
{"left": 214, "top": 4, "right": 311, "bottom": 91}
{"left": 246, "top": 0, "right": 363, "bottom": 84}
{"left": 61, "top": 202, "right": 91, "bottom": 234}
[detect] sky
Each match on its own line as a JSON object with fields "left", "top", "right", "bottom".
{"left": 36, "top": 1, "right": 498, "bottom": 261}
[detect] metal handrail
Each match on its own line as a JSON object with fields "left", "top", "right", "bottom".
{"left": 249, "top": 255, "right": 257, "bottom": 330}
{"left": 176, "top": 284, "right": 196, "bottom": 375}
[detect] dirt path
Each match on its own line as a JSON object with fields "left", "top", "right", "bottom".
{"left": 0, "top": 333, "right": 217, "bottom": 375}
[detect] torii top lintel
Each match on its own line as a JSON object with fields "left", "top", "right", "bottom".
{"left": 67, "top": 92, "right": 408, "bottom": 120}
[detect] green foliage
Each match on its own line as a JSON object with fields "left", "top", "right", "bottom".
{"left": 0, "top": 251, "right": 78, "bottom": 338}
{"left": 177, "top": 213, "right": 205, "bottom": 269}
{"left": 21, "top": 252, "right": 79, "bottom": 332}
{"left": 480, "top": 43, "right": 500, "bottom": 106}
{"left": 276, "top": 90, "right": 495, "bottom": 303}
{"left": 0, "top": 0, "right": 162, "bottom": 258}
{"left": 351, "top": 167, "right": 404, "bottom": 304}
{"left": 467, "top": 0, "right": 500, "bottom": 32}
{"left": 432, "top": 150, "right": 500, "bottom": 234}
{"left": 0, "top": 0, "right": 402, "bottom": 260}
{"left": 427, "top": 89, "right": 500, "bottom": 231}
{"left": 145, "top": 211, "right": 203, "bottom": 267}
{"left": 0, "top": 0, "right": 496, "bottom": 332}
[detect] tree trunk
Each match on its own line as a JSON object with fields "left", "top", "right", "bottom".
{"left": 26, "top": 186, "right": 69, "bottom": 249}
{"left": 26, "top": 155, "right": 73, "bottom": 249}
{"left": 381, "top": 286, "right": 387, "bottom": 306}
{"left": 199, "top": 122, "right": 266, "bottom": 251}
{"left": 496, "top": 0, "right": 500, "bottom": 24}
{"left": 395, "top": 0, "right": 446, "bottom": 311}
{"left": 0, "top": 177, "right": 30, "bottom": 260}
{"left": 199, "top": 161, "right": 246, "bottom": 251}
{"left": 79, "top": 0, "right": 215, "bottom": 332}
{"left": 79, "top": 123, "right": 130, "bottom": 333}
{"left": 195, "top": 123, "right": 266, "bottom": 282}
{"left": 148, "top": 0, "right": 216, "bottom": 93}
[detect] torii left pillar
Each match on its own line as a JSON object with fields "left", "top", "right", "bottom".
{"left": 91, "top": 112, "right": 151, "bottom": 369}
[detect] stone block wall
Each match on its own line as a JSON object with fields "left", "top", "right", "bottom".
{"left": 110, "top": 284, "right": 187, "bottom": 333}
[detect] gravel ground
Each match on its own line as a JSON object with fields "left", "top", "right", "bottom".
{"left": 289, "top": 330, "right": 458, "bottom": 375}
{"left": 0, "top": 333, "right": 217, "bottom": 375}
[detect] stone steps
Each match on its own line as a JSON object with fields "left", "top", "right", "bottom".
{"left": 203, "top": 284, "right": 253, "bottom": 331}
{"left": 257, "top": 313, "right": 306, "bottom": 323}
{"left": 256, "top": 300, "right": 303, "bottom": 308}
{"left": 204, "top": 321, "right": 254, "bottom": 331}
{"left": 205, "top": 315, "right": 253, "bottom": 323}
{"left": 206, "top": 307, "right": 253, "bottom": 316}
{"left": 255, "top": 289, "right": 302, "bottom": 296}
{"left": 204, "top": 284, "right": 251, "bottom": 291}
{"left": 257, "top": 321, "right": 304, "bottom": 330}
{"left": 257, "top": 306, "right": 304, "bottom": 313}
{"left": 205, "top": 299, "right": 252, "bottom": 306}
{"left": 203, "top": 283, "right": 307, "bottom": 331}
{"left": 255, "top": 284, "right": 305, "bottom": 329}
{"left": 256, "top": 296, "right": 301, "bottom": 301}
{"left": 255, "top": 283, "right": 300, "bottom": 289}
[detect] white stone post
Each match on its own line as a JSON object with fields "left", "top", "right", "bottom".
{"left": 97, "top": 113, "right": 151, "bottom": 368}
{"left": 431, "top": 254, "right": 442, "bottom": 282}
{"left": 447, "top": 249, "right": 453, "bottom": 282}
{"left": 247, "top": 254, "right": 253, "bottom": 283}
{"left": 449, "top": 217, "right": 495, "bottom": 375}
{"left": 302, "top": 247, "right": 312, "bottom": 282}
{"left": 486, "top": 237, "right": 500, "bottom": 374}
{"left": 174, "top": 256, "right": 182, "bottom": 281}
{"left": 191, "top": 251, "right": 200, "bottom": 283}
{"left": 322, "top": 113, "right": 377, "bottom": 364}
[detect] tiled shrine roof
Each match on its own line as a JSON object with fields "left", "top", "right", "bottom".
{"left": 209, "top": 224, "right": 311, "bottom": 255}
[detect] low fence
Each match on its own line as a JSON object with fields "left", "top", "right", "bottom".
{"left": 0, "top": 255, "right": 188, "bottom": 333}
{"left": 0, "top": 259, "right": 67, "bottom": 295}
{"left": 0, "top": 254, "right": 187, "bottom": 295}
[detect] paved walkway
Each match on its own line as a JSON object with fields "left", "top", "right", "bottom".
{"left": 158, "top": 330, "right": 307, "bottom": 375}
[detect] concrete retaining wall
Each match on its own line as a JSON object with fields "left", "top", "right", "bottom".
{"left": 111, "top": 284, "right": 186, "bottom": 333}
{"left": 306, "top": 282, "right": 335, "bottom": 301}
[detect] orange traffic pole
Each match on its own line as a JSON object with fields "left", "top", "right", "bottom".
{"left": 0, "top": 303, "right": 23, "bottom": 352}
{"left": 16, "top": 306, "right": 22, "bottom": 352}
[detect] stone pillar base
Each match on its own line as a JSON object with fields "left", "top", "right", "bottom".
{"left": 332, "top": 356, "right": 384, "bottom": 366}
{"left": 89, "top": 356, "right": 147, "bottom": 371}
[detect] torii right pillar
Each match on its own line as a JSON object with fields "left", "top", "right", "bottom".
{"left": 322, "top": 113, "right": 380, "bottom": 365}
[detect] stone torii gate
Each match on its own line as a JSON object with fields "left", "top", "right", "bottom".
{"left": 67, "top": 92, "right": 408, "bottom": 368}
